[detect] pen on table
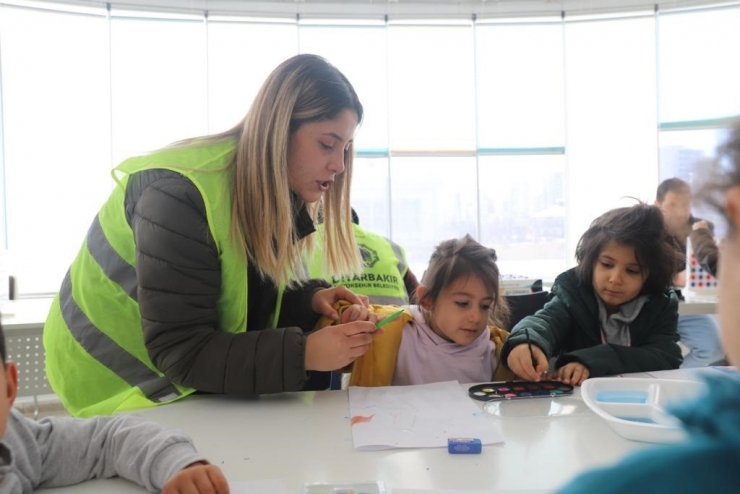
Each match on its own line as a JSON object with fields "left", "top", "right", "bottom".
{"left": 524, "top": 328, "right": 538, "bottom": 370}
{"left": 375, "top": 309, "right": 405, "bottom": 330}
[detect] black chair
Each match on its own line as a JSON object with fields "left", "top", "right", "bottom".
{"left": 504, "top": 290, "right": 549, "bottom": 330}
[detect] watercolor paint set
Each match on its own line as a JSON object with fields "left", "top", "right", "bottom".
{"left": 468, "top": 380, "right": 574, "bottom": 401}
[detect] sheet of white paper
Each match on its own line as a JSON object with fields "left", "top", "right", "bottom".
{"left": 228, "top": 479, "right": 288, "bottom": 493}
{"left": 348, "top": 380, "right": 505, "bottom": 450}
{"left": 391, "top": 489, "right": 551, "bottom": 494}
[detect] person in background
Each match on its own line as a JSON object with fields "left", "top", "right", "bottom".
{"left": 655, "top": 177, "right": 724, "bottom": 368}
{"left": 655, "top": 178, "right": 719, "bottom": 277}
{"left": 502, "top": 204, "right": 683, "bottom": 386}
{"left": 555, "top": 122, "right": 740, "bottom": 494}
{"left": 309, "top": 208, "right": 420, "bottom": 305}
{"left": 43, "top": 54, "right": 378, "bottom": 418}
{"left": 318, "top": 235, "right": 515, "bottom": 386}
{"left": 0, "top": 320, "right": 229, "bottom": 493}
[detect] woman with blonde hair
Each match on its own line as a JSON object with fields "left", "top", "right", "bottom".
{"left": 43, "top": 54, "right": 378, "bottom": 417}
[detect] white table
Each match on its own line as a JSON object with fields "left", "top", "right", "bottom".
{"left": 6, "top": 292, "right": 705, "bottom": 493}
{"left": 42, "top": 381, "right": 661, "bottom": 493}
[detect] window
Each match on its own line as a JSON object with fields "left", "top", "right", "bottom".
{"left": 479, "top": 154, "right": 566, "bottom": 278}
{"left": 0, "top": 5, "right": 110, "bottom": 294}
{"left": 1, "top": 2, "right": 737, "bottom": 297}
{"left": 659, "top": 127, "right": 730, "bottom": 236}
{"left": 564, "top": 15, "right": 659, "bottom": 253}
{"left": 387, "top": 24, "right": 475, "bottom": 151}
{"left": 389, "top": 157, "right": 478, "bottom": 277}
{"left": 208, "top": 21, "right": 298, "bottom": 133}
{"left": 351, "top": 157, "right": 390, "bottom": 237}
{"left": 476, "top": 22, "right": 565, "bottom": 150}
{"left": 658, "top": 5, "right": 740, "bottom": 124}
{"left": 110, "top": 13, "right": 208, "bottom": 164}
{"left": 299, "top": 23, "right": 388, "bottom": 152}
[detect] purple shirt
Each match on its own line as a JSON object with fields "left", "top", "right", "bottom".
{"left": 392, "top": 305, "right": 496, "bottom": 386}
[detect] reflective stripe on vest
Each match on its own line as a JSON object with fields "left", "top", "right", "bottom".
{"left": 59, "top": 219, "right": 182, "bottom": 403}
{"left": 87, "top": 215, "right": 138, "bottom": 301}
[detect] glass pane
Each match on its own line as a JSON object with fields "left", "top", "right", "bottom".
{"left": 208, "top": 21, "right": 298, "bottom": 133}
{"left": 389, "top": 157, "right": 478, "bottom": 277}
{"left": 479, "top": 155, "right": 567, "bottom": 280}
{"left": 564, "top": 16, "right": 658, "bottom": 257}
{"left": 300, "top": 25, "right": 388, "bottom": 152}
{"left": 659, "top": 128, "right": 729, "bottom": 236}
{"left": 659, "top": 6, "right": 740, "bottom": 123}
{"left": 351, "top": 157, "right": 390, "bottom": 237}
{"left": 476, "top": 22, "right": 565, "bottom": 149}
{"left": 388, "top": 25, "right": 476, "bottom": 151}
{"left": 0, "top": 6, "right": 111, "bottom": 295}
{"left": 110, "top": 15, "right": 208, "bottom": 164}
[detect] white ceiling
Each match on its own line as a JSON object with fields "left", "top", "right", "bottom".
{"left": 13, "top": 0, "right": 740, "bottom": 18}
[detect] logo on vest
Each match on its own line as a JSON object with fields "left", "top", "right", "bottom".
{"left": 360, "top": 245, "right": 380, "bottom": 268}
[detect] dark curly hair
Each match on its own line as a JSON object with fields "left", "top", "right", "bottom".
{"left": 419, "top": 234, "right": 509, "bottom": 328}
{"left": 575, "top": 204, "right": 682, "bottom": 295}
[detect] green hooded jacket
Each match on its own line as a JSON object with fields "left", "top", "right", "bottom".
{"left": 500, "top": 268, "right": 682, "bottom": 376}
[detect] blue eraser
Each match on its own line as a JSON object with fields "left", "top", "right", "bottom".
{"left": 447, "top": 437, "right": 482, "bottom": 454}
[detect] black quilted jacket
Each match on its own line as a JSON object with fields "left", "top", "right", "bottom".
{"left": 124, "top": 169, "right": 331, "bottom": 395}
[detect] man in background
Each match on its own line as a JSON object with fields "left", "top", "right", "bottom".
{"left": 655, "top": 178, "right": 723, "bottom": 367}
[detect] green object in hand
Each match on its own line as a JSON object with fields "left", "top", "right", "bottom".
{"left": 375, "top": 309, "right": 405, "bottom": 329}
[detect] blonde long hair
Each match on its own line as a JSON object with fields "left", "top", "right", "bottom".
{"left": 171, "top": 54, "right": 364, "bottom": 286}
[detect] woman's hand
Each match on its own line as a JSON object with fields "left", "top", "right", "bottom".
{"left": 312, "top": 286, "right": 370, "bottom": 320}
{"left": 305, "top": 321, "right": 380, "bottom": 371}
{"left": 506, "top": 343, "right": 549, "bottom": 381}
{"left": 340, "top": 304, "right": 378, "bottom": 324}
{"left": 162, "top": 462, "right": 229, "bottom": 494}
{"left": 553, "top": 362, "right": 590, "bottom": 386}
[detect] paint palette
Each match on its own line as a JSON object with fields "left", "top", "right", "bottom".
{"left": 468, "top": 380, "right": 574, "bottom": 402}
{"left": 581, "top": 377, "right": 707, "bottom": 443}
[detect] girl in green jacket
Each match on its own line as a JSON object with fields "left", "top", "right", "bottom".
{"left": 502, "top": 203, "right": 683, "bottom": 385}
{"left": 555, "top": 123, "right": 740, "bottom": 494}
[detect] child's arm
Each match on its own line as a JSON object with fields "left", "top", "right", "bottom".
{"left": 690, "top": 222, "right": 719, "bottom": 277}
{"left": 557, "top": 292, "right": 682, "bottom": 376}
{"left": 499, "top": 294, "right": 573, "bottom": 372}
{"left": 9, "top": 409, "right": 225, "bottom": 492}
